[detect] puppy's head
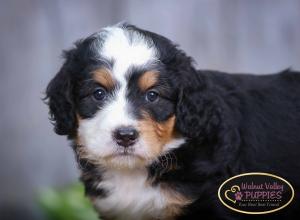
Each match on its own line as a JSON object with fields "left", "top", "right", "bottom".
{"left": 46, "top": 23, "right": 208, "bottom": 169}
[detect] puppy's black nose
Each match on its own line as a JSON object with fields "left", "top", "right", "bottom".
{"left": 113, "top": 126, "right": 139, "bottom": 147}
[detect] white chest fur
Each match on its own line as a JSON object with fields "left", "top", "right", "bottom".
{"left": 93, "top": 168, "right": 168, "bottom": 220}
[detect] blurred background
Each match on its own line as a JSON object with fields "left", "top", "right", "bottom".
{"left": 1, "top": 0, "right": 300, "bottom": 219}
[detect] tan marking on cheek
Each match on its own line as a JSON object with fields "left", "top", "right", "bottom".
{"left": 161, "top": 186, "right": 192, "bottom": 219}
{"left": 138, "top": 71, "right": 159, "bottom": 91}
{"left": 75, "top": 113, "right": 83, "bottom": 144}
{"left": 138, "top": 113, "right": 176, "bottom": 157}
{"left": 92, "top": 68, "right": 115, "bottom": 89}
{"left": 76, "top": 113, "right": 82, "bottom": 123}
{"left": 156, "top": 115, "right": 176, "bottom": 143}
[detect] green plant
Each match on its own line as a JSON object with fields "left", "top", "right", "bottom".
{"left": 38, "top": 183, "right": 99, "bottom": 220}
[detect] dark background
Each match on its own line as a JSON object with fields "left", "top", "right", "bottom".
{"left": 1, "top": 0, "right": 300, "bottom": 218}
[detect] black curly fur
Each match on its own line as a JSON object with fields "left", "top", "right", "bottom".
{"left": 45, "top": 50, "right": 77, "bottom": 137}
{"left": 45, "top": 24, "right": 300, "bottom": 219}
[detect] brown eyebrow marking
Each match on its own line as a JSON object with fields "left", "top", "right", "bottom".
{"left": 92, "top": 68, "right": 115, "bottom": 89}
{"left": 138, "top": 71, "right": 159, "bottom": 91}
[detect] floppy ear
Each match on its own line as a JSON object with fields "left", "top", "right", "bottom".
{"left": 45, "top": 52, "right": 77, "bottom": 137}
{"left": 160, "top": 44, "right": 222, "bottom": 139}
{"left": 175, "top": 84, "right": 221, "bottom": 139}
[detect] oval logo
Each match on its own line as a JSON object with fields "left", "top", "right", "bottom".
{"left": 218, "top": 172, "right": 294, "bottom": 214}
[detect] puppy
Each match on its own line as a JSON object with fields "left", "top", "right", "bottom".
{"left": 45, "top": 23, "right": 300, "bottom": 219}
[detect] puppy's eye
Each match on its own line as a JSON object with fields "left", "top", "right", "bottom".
{"left": 146, "top": 90, "right": 159, "bottom": 102}
{"left": 93, "top": 88, "right": 107, "bottom": 101}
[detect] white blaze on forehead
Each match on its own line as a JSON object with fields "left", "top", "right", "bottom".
{"left": 78, "top": 26, "right": 160, "bottom": 159}
{"left": 100, "top": 26, "right": 157, "bottom": 80}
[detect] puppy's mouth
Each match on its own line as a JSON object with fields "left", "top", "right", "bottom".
{"left": 104, "top": 147, "right": 144, "bottom": 159}
{"left": 114, "top": 149, "right": 134, "bottom": 156}
{"left": 101, "top": 148, "right": 147, "bottom": 169}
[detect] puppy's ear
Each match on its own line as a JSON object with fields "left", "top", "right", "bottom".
{"left": 176, "top": 85, "right": 221, "bottom": 139}
{"left": 162, "top": 44, "right": 222, "bottom": 139}
{"left": 45, "top": 51, "right": 77, "bottom": 137}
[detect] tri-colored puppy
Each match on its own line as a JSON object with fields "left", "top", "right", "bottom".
{"left": 45, "top": 23, "right": 300, "bottom": 220}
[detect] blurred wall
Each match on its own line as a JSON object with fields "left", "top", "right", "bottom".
{"left": 1, "top": 0, "right": 300, "bottom": 218}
